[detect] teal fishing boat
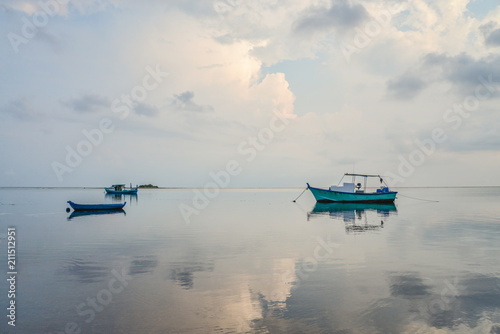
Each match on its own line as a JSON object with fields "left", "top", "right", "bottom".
{"left": 308, "top": 173, "right": 397, "bottom": 203}
{"left": 105, "top": 184, "right": 138, "bottom": 194}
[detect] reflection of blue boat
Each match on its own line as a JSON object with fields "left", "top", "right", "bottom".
{"left": 68, "top": 209, "right": 126, "bottom": 220}
{"left": 67, "top": 201, "right": 126, "bottom": 211}
{"left": 105, "top": 184, "right": 138, "bottom": 194}
{"left": 308, "top": 173, "right": 397, "bottom": 203}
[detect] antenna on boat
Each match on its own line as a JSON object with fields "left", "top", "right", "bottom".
{"left": 352, "top": 163, "right": 355, "bottom": 183}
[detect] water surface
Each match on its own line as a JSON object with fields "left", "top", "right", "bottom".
{"left": 0, "top": 187, "right": 499, "bottom": 333}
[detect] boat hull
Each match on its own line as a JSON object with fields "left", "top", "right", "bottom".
{"left": 67, "top": 201, "right": 126, "bottom": 211}
{"left": 307, "top": 184, "right": 397, "bottom": 203}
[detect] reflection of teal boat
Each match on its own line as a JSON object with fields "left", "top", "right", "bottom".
{"left": 311, "top": 202, "right": 397, "bottom": 216}
{"left": 68, "top": 209, "right": 126, "bottom": 220}
{"left": 308, "top": 202, "right": 397, "bottom": 232}
{"left": 308, "top": 173, "right": 397, "bottom": 203}
{"left": 105, "top": 193, "right": 138, "bottom": 202}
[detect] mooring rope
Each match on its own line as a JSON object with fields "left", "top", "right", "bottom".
{"left": 292, "top": 187, "right": 308, "bottom": 202}
{"left": 397, "top": 193, "right": 440, "bottom": 203}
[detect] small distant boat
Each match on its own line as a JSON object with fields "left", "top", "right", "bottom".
{"left": 67, "top": 201, "right": 126, "bottom": 211}
{"left": 308, "top": 173, "right": 397, "bottom": 203}
{"left": 105, "top": 184, "right": 138, "bottom": 194}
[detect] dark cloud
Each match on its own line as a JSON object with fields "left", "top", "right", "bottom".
{"left": 423, "top": 53, "right": 500, "bottom": 94}
{"left": 480, "top": 21, "right": 500, "bottom": 47}
{"left": 439, "top": 125, "right": 500, "bottom": 153}
{"left": 387, "top": 53, "right": 500, "bottom": 99}
{"left": 62, "top": 94, "right": 110, "bottom": 113}
{"left": 35, "top": 29, "right": 66, "bottom": 54}
{"left": 486, "top": 29, "right": 500, "bottom": 47}
{"left": 170, "top": 91, "right": 214, "bottom": 113}
{"left": 0, "top": 98, "right": 42, "bottom": 121}
{"left": 293, "top": 0, "right": 369, "bottom": 35}
{"left": 165, "top": 0, "right": 220, "bottom": 17}
{"left": 386, "top": 74, "right": 426, "bottom": 99}
{"left": 133, "top": 102, "right": 160, "bottom": 117}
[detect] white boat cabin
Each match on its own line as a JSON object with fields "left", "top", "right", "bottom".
{"left": 329, "top": 183, "right": 356, "bottom": 193}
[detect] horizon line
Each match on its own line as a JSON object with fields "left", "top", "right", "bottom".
{"left": 1, "top": 185, "right": 500, "bottom": 189}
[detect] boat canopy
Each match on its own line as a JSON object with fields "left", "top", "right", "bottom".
{"left": 336, "top": 173, "right": 390, "bottom": 192}
{"left": 344, "top": 173, "right": 382, "bottom": 178}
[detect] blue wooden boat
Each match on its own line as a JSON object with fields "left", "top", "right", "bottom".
{"left": 67, "top": 201, "right": 126, "bottom": 211}
{"left": 308, "top": 173, "right": 397, "bottom": 203}
{"left": 105, "top": 184, "right": 138, "bottom": 194}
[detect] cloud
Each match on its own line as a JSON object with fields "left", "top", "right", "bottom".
{"left": 35, "top": 29, "right": 66, "bottom": 54}
{"left": 0, "top": 98, "right": 42, "bottom": 121}
{"left": 480, "top": 21, "right": 500, "bottom": 47}
{"left": 423, "top": 53, "right": 500, "bottom": 94}
{"left": 486, "top": 29, "right": 500, "bottom": 46}
{"left": 169, "top": 91, "right": 214, "bottom": 113}
{"left": 248, "top": 73, "right": 296, "bottom": 117}
{"left": 387, "top": 73, "right": 426, "bottom": 99}
{"left": 1, "top": 0, "right": 113, "bottom": 16}
{"left": 133, "top": 102, "right": 159, "bottom": 117}
{"left": 387, "top": 53, "right": 500, "bottom": 99}
{"left": 62, "top": 94, "right": 110, "bottom": 113}
{"left": 293, "top": 0, "right": 369, "bottom": 35}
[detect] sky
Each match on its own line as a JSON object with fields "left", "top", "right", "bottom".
{"left": 0, "top": 0, "right": 499, "bottom": 187}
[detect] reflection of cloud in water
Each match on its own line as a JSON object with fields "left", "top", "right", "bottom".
{"left": 491, "top": 324, "right": 500, "bottom": 333}
{"left": 61, "top": 258, "right": 109, "bottom": 283}
{"left": 390, "top": 272, "right": 432, "bottom": 298}
{"left": 362, "top": 272, "right": 500, "bottom": 333}
{"left": 225, "top": 258, "right": 296, "bottom": 333}
{"left": 168, "top": 262, "right": 214, "bottom": 290}
{"left": 128, "top": 255, "right": 158, "bottom": 275}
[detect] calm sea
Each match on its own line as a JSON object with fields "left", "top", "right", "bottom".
{"left": 0, "top": 187, "right": 499, "bottom": 333}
